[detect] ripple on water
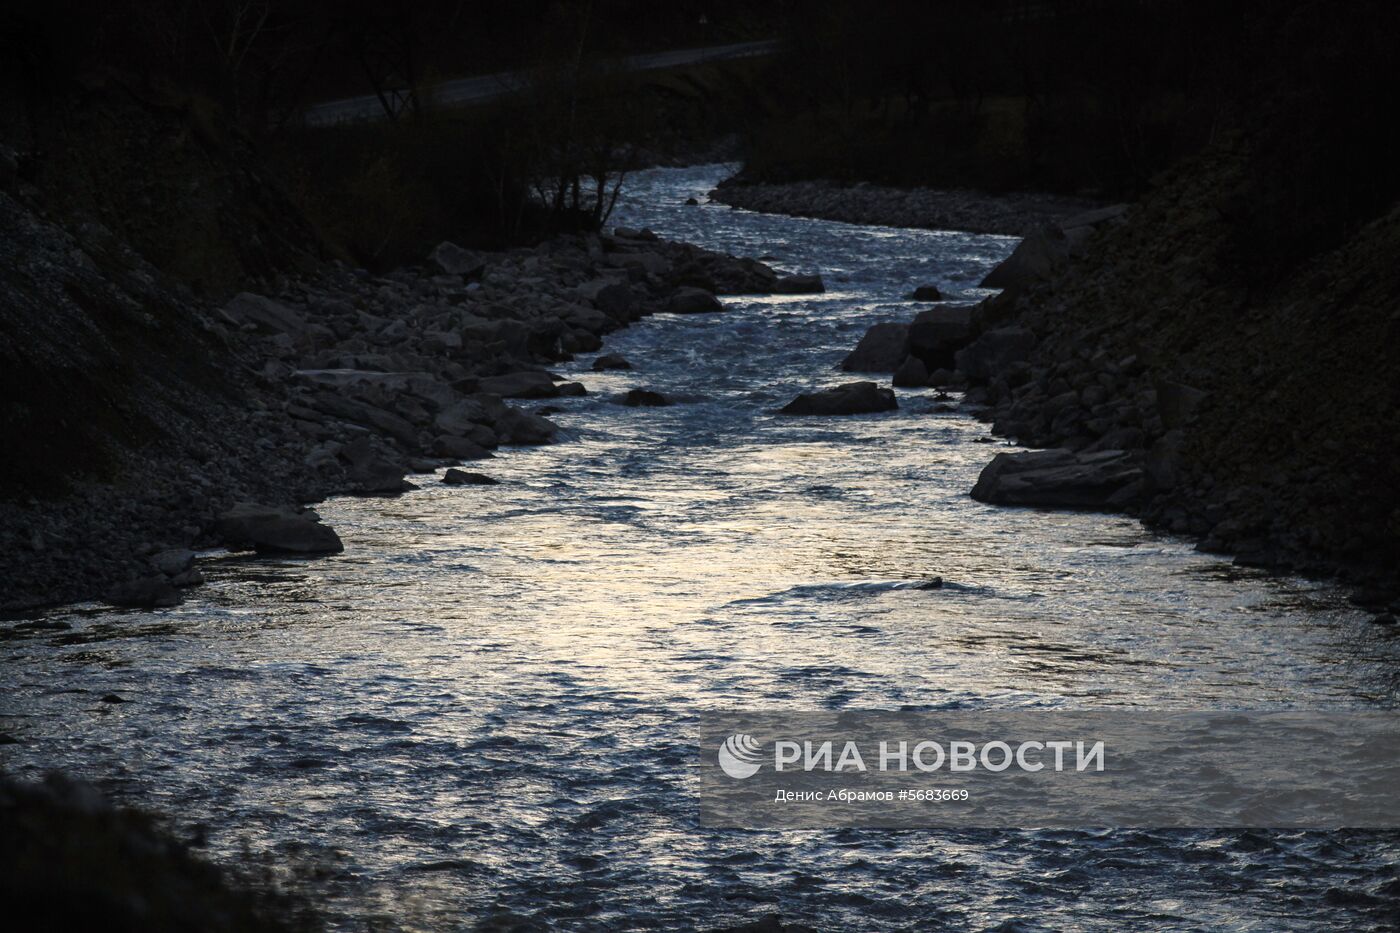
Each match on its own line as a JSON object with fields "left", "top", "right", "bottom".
{"left": 2, "top": 164, "right": 1398, "bottom": 931}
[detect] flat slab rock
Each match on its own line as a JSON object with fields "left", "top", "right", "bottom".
{"left": 443, "top": 469, "right": 499, "bottom": 486}
{"left": 780, "top": 381, "right": 898, "bottom": 416}
{"left": 215, "top": 503, "right": 344, "bottom": 554}
{"left": 970, "top": 448, "right": 1144, "bottom": 509}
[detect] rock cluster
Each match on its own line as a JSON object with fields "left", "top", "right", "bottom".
{"left": 1, "top": 214, "right": 790, "bottom": 610}
{"left": 913, "top": 144, "right": 1399, "bottom": 592}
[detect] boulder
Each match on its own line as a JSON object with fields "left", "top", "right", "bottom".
{"left": 911, "top": 285, "right": 943, "bottom": 301}
{"left": 780, "top": 381, "right": 898, "bottom": 416}
{"left": 106, "top": 575, "right": 182, "bottom": 609}
{"left": 491, "top": 407, "right": 557, "bottom": 445}
{"left": 607, "top": 251, "right": 670, "bottom": 276}
{"left": 621, "top": 388, "right": 670, "bottom": 407}
{"left": 427, "top": 241, "right": 486, "bottom": 277}
{"left": 1155, "top": 379, "right": 1210, "bottom": 429}
{"left": 148, "top": 548, "right": 194, "bottom": 578}
{"left": 443, "top": 469, "right": 499, "bottom": 486}
{"left": 927, "top": 367, "right": 957, "bottom": 387}
{"left": 593, "top": 283, "right": 638, "bottom": 319}
{"left": 954, "top": 327, "right": 1038, "bottom": 382}
{"left": 222, "top": 293, "right": 305, "bottom": 335}
{"left": 773, "top": 274, "right": 825, "bottom": 294}
{"left": 980, "top": 225, "right": 1070, "bottom": 290}
{"left": 970, "top": 449, "right": 1144, "bottom": 509}
{"left": 841, "top": 322, "right": 910, "bottom": 373}
{"left": 685, "top": 197, "right": 700, "bottom": 206}
{"left": 474, "top": 371, "right": 559, "bottom": 399}
{"left": 215, "top": 503, "right": 344, "bottom": 554}
{"left": 892, "top": 356, "right": 929, "bottom": 388}
{"left": 557, "top": 382, "right": 587, "bottom": 397}
{"left": 908, "top": 305, "right": 974, "bottom": 368}
{"left": 338, "top": 437, "right": 411, "bottom": 494}
{"left": 434, "top": 398, "right": 492, "bottom": 436}
{"left": 667, "top": 287, "right": 724, "bottom": 314}
{"left": 434, "top": 435, "right": 495, "bottom": 461}
{"left": 592, "top": 353, "right": 632, "bottom": 371}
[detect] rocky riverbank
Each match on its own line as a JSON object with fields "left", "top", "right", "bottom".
{"left": 0, "top": 197, "right": 793, "bottom": 611}
{"left": 838, "top": 143, "right": 1400, "bottom": 609}
{"left": 0, "top": 772, "right": 316, "bottom": 932}
{"left": 709, "top": 175, "right": 1101, "bottom": 236}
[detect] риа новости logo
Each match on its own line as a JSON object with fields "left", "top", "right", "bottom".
{"left": 718, "top": 733, "right": 763, "bottom": 779}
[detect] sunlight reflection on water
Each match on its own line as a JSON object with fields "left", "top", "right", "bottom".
{"left": 4, "top": 165, "right": 1399, "bottom": 931}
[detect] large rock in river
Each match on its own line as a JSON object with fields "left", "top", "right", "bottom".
{"left": 907, "top": 305, "right": 974, "bottom": 368}
{"left": 841, "top": 322, "right": 909, "bottom": 373}
{"left": 667, "top": 287, "right": 724, "bottom": 314}
{"left": 892, "top": 355, "right": 929, "bottom": 387}
{"left": 970, "top": 449, "right": 1144, "bottom": 509}
{"left": 780, "top": 381, "right": 898, "bottom": 416}
{"left": 773, "top": 273, "right": 825, "bottom": 294}
{"left": 215, "top": 503, "right": 344, "bottom": 554}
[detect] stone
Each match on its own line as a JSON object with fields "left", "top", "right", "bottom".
{"left": 780, "top": 382, "right": 898, "bottom": 416}
{"left": 215, "top": 503, "right": 345, "bottom": 554}
{"left": 927, "top": 367, "right": 957, "bottom": 387}
{"left": 621, "top": 388, "right": 670, "bottom": 407}
{"left": 773, "top": 274, "right": 825, "bottom": 294}
{"left": 892, "top": 356, "right": 929, "bottom": 387}
{"left": 148, "top": 548, "right": 194, "bottom": 577}
{"left": 443, "top": 469, "right": 499, "bottom": 485}
{"left": 474, "top": 371, "right": 559, "bottom": 399}
{"left": 556, "top": 382, "right": 587, "bottom": 397}
{"left": 911, "top": 285, "right": 943, "bottom": 301}
{"left": 980, "top": 224, "right": 1070, "bottom": 290}
{"left": 106, "top": 576, "right": 181, "bottom": 609}
{"left": 427, "top": 241, "right": 486, "bottom": 277}
{"left": 685, "top": 197, "right": 700, "bottom": 206}
{"left": 434, "top": 398, "right": 491, "bottom": 436}
{"left": 593, "top": 283, "right": 638, "bottom": 319}
{"left": 667, "top": 287, "right": 724, "bottom": 314}
{"left": 491, "top": 407, "right": 557, "bottom": 445}
{"left": 592, "top": 353, "right": 632, "bottom": 371}
{"left": 908, "top": 305, "right": 974, "bottom": 367}
{"left": 338, "top": 437, "right": 410, "bottom": 494}
{"left": 222, "top": 293, "right": 305, "bottom": 335}
{"left": 1155, "top": 379, "right": 1210, "bottom": 429}
{"left": 1145, "top": 430, "right": 1185, "bottom": 490}
{"left": 434, "top": 435, "right": 494, "bottom": 460}
{"left": 841, "top": 322, "right": 910, "bottom": 372}
{"left": 970, "top": 448, "right": 1144, "bottom": 509}
{"left": 954, "top": 327, "right": 1038, "bottom": 382}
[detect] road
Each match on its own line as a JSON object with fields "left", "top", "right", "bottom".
{"left": 304, "top": 39, "right": 780, "bottom": 126}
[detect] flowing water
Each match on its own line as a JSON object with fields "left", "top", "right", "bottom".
{"left": 4, "top": 165, "right": 1399, "bottom": 931}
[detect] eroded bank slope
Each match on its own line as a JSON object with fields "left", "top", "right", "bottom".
{"left": 958, "top": 143, "right": 1399, "bottom": 592}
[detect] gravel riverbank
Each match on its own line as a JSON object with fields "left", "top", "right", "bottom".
{"left": 0, "top": 205, "right": 797, "bottom": 612}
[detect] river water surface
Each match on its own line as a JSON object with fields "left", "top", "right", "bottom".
{"left": 4, "top": 165, "right": 1399, "bottom": 931}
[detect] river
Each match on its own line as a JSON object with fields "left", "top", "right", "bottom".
{"left": 3, "top": 164, "right": 1398, "bottom": 931}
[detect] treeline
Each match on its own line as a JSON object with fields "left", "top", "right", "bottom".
{"left": 4, "top": 0, "right": 775, "bottom": 130}
{"left": 0, "top": 1, "right": 775, "bottom": 268}
{"left": 743, "top": 0, "right": 1400, "bottom": 262}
